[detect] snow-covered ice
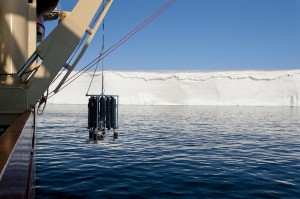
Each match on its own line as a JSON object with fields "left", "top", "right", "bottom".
{"left": 48, "top": 70, "right": 300, "bottom": 106}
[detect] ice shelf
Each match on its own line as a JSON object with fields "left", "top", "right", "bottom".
{"left": 48, "top": 70, "right": 300, "bottom": 106}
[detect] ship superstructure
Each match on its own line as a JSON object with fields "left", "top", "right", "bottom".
{"left": 0, "top": 0, "right": 113, "bottom": 197}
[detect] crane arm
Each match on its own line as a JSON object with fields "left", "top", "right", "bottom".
{"left": 24, "top": 0, "right": 113, "bottom": 106}
{"left": 53, "top": 0, "right": 113, "bottom": 94}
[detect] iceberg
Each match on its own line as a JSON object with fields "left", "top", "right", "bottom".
{"left": 48, "top": 70, "right": 300, "bottom": 106}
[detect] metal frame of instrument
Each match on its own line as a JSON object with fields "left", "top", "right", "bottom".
{"left": 87, "top": 94, "right": 119, "bottom": 141}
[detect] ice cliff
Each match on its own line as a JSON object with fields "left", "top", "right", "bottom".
{"left": 48, "top": 70, "right": 300, "bottom": 106}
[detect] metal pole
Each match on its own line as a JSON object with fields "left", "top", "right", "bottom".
{"left": 17, "top": 51, "right": 38, "bottom": 77}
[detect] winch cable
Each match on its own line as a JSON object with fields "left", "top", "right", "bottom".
{"left": 101, "top": 21, "right": 105, "bottom": 95}
{"left": 48, "top": 0, "right": 176, "bottom": 98}
{"left": 50, "top": 1, "right": 108, "bottom": 85}
{"left": 86, "top": 15, "right": 106, "bottom": 96}
{"left": 86, "top": 56, "right": 101, "bottom": 95}
{"left": 101, "top": 20, "right": 105, "bottom": 95}
{"left": 57, "top": 0, "right": 176, "bottom": 90}
{"left": 47, "top": 0, "right": 176, "bottom": 99}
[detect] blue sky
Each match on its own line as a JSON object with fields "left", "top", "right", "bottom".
{"left": 47, "top": 0, "right": 300, "bottom": 70}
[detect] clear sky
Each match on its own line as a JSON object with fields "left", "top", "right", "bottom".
{"left": 47, "top": 0, "right": 300, "bottom": 71}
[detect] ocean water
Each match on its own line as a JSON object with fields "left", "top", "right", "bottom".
{"left": 36, "top": 105, "right": 300, "bottom": 198}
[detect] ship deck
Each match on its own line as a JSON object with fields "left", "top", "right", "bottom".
{"left": 0, "top": 110, "right": 36, "bottom": 198}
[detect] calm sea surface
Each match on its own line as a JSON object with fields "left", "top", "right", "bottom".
{"left": 36, "top": 105, "right": 300, "bottom": 198}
